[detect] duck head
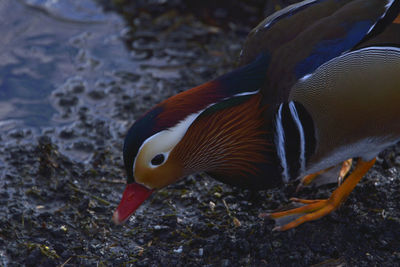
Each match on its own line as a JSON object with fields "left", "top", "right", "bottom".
{"left": 112, "top": 53, "right": 282, "bottom": 224}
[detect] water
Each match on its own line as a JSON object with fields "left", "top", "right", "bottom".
{"left": 0, "top": 0, "right": 134, "bottom": 130}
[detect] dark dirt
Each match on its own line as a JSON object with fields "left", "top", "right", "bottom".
{"left": 1, "top": 0, "right": 400, "bottom": 266}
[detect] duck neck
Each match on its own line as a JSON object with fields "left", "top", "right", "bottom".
{"left": 172, "top": 93, "right": 282, "bottom": 189}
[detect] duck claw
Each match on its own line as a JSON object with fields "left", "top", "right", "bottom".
{"left": 296, "top": 159, "right": 354, "bottom": 192}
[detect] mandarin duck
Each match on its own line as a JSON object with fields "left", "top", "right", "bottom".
{"left": 113, "top": 0, "right": 400, "bottom": 231}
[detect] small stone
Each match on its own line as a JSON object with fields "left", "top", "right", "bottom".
{"left": 233, "top": 217, "right": 241, "bottom": 227}
{"left": 72, "top": 141, "right": 94, "bottom": 152}
{"left": 114, "top": 71, "right": 140, "bottom": 82}
{"left": 72, "top": 84, "right": 85, "bottom": 93}
{"left": 59, "top": 96, "right": 78, "bottom": 107}
{"left": 59, "top": 129, "right": 75, "bottom": 139}
{"left": 9, "top": 130, "right": 24, "bottom": 139}
{"left": 173, "top": 246, "right": 183, "bottom": 253}
{"left": 199, "top": 248, "right": 203, "bottom": 256}
{"left": 209, "top": 201, "right": 216, "bottom": 211}
{"left": 87, "top": 90, "right": 106, "bottom": 100}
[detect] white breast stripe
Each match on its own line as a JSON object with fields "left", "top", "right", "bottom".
{"left": 275, "top": 104, "right": 290, "bottom": 183}
{"left": 366, "top": 0, "right": 395, "bottom": 34}
{"left": 289, "top": 101, "right": 306, "bottom": 175}
{"left": 232, "top": 89, "right": 260, "bottom": 97}
{"left": 300, "top": 73, "right": 312, "bottom": 82}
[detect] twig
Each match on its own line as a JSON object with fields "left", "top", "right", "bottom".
{"left": 99, "top": 178, "right": 126, "bottom": 184}
{"left": 222, "top": 199, "right": 241, "bottom": 227}
{"left": 222, "top": 199, "right": 231, "bottom": 216}
{"left": 59, "top": 256, "right": 72, "bottom": 267}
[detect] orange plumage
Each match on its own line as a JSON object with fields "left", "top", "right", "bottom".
{"left": 172, "top": 94, "right": 272, "bottom": 179}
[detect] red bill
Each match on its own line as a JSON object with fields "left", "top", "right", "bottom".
{"left": 112, "top": 183, "right": 153, "bottom": 224}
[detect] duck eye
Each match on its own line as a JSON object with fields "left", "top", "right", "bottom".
{"left": 151, "top": 154, "right": 165, "bottom": 166}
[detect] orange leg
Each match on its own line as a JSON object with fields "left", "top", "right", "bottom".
{"left": 394, "top": 14, "right": 400, "bottom": 24}
{"left": 268, "top": 158, "right": 376, "bottom": 231}
{"left": 296, "top": 159, "right": 353, "bottom": 191}
{"left": 299, "top": 168, "right": 333, "bottom": 187}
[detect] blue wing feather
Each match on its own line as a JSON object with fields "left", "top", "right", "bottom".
{"left": 294, "top": 20, "right": 373, "bottom": 78}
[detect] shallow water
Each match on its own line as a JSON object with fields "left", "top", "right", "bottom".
{"left": 0, "top": 0, "right": 132, "bottom": 129}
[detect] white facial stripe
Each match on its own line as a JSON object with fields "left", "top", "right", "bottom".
{"left": 133, "top": 110, "right": 204, "bottom": 174}
{"left": 275, "top": 103, "right": 289, "bottom": 183}
{"left": 289, "top": 101, "right": 305, "bottom": 174}
{"left": 133, "top": 91, "right": 260, "bottom": 174}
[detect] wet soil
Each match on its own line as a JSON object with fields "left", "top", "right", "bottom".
{"left": 1, "top": 0, "right": 400, "bottom": 266}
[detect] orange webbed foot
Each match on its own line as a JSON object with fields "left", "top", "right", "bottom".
{"left": 296, "top": 168, "right": 332, "bottom": 192}
{"left": 264, "top": 158, "right": 376, "bottom": 231}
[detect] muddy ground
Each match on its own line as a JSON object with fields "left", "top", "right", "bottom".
{"left": 1, "top": 0, "right": 400, "bottom": 266}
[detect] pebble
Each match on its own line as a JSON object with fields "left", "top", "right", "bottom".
{"left": 173, "top": 246, "right": 183, "bottom": 253}
{"left": 58, "top": 96, "right": 78, "bottom": 107}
